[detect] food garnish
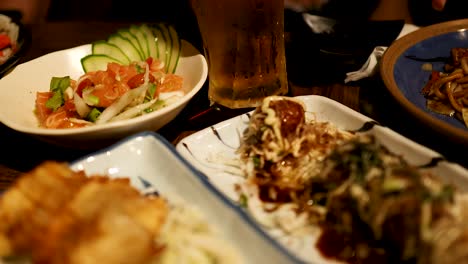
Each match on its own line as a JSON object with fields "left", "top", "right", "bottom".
{"left": 81, "top": 23, "right": 181, "bottom": 74}
{"left": 0, "top": 161, "right": 243, "bottom": 264}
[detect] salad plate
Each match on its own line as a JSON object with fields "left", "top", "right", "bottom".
{"left": 68, "top": 131, "right": 298, "bottom": 263}
{"left": 175, "top": 95, "right": 468, "bottom": 263}
{"left": 0, "top": 39, "right": 207, "bottom": 149}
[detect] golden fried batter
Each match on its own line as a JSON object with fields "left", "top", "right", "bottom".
{"left": 0, "top": 161, "right": 88, "bottom": 256}
{"left": 0, "top": 161, "right": 168, "bottom": 264}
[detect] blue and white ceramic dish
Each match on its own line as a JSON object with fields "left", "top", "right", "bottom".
{"left": 70, "top": 131, "right": 299, "bottom": 264}
{"left": 380, "top": 18, "right": 468, "bottom": 144}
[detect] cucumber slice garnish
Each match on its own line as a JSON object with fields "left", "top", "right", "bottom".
{"left": 107, "top": 33, "right": 141, "bottom": 62}
{"left": 81, "top": 23, "right": 182, "bottom": 74}
{"left": 139, "top": 24, "right": 159, "bottom": 61}
{"left": 158, "top": 24, "right": 172, "bottom": 71}
{"left": 116, "top": 29, "right": 145, "bottom": 61}
{"left": 166, "top": 24, "right": 181, "bottom": 74}
{"left": 81, "top": 54, "right": 122, "bottom": 72}
{"left": 92, "top": 40, "right": 130, "bottom": 64}
{"left": 151, "top": 25, "right": 168, "bottom": 70}
{"left": 129, "top": 25, "right": 150, "bottom": 60}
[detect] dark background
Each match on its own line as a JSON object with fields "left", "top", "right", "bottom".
{"left": 46, "top": 0, "right": 203, "bottom": 51}
{"left": 43, "top": 0, "right": 468, "bottom": 57}
{"left": 45, "top": 0, "right": 468, "bottom": 26}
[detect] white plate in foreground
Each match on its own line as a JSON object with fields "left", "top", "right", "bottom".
{"left": 0, "top": 41, "right": 207, "bottom": 148}
{"left": 175, "top": 95, "right": 468, "bottom": 263}
{"left": 70, "top": 131, "right": 298, "bottom": 264}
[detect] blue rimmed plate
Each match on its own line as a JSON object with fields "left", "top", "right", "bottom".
{"left": 69, "top": 131, "right": 299, "bottom": 264}
{"left": 380, "top": 18, "right": 468, "bottom": 144}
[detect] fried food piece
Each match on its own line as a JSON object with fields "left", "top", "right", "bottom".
{"left": 0, "top": 161, "right": 169, "bottom": 264}
{"left": 33, "top": 177, "right": 168, "bottom": 264}
{"left": 0, "top": 161, "right": 88, "bottom": 256}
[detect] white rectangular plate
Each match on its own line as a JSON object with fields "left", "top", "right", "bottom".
{"left": 69, "top": 131, "right": 297, "bottom": 264}
{"left": 175, "top": 95, "right": 468, "bottom": 263}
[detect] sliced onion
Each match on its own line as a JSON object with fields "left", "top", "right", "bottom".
{"left": 109, "top": 98, "right": 158, "bottom": 122}
{"left": 151, "top": 71, "right": 165, "bottom": 82}
{"left": 73, "top": 92, "right": 91, "bottom": 118}
{"left": 64, "top": 87, "right": 74, "bottom": 100}
{"left": 68, "top": 118, "right": 93, "bottom": 125}
{"left": 95, "top": 84, "right": 147, "bottom": 124}
{"left": 159, "top": 91, "right": 184, "bottom": 100}
{"left": 143, "top": 61, "right": 150, "bottom": 84}
{"left": 82, "top": 87, "right": 97, "bottom": 106}
{"left": 74, "top": 75, "right": 91, "bottom": 92}
{"left": 129, "top": 62, "right": 151, "bottom": 108}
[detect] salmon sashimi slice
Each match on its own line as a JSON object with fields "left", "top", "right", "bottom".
{"left": 35, "top": 92, "right": 53, "bottom": 124}
{"left": 159, "top": 74, "right": 183, "bottom": 93}
{"left": 43, "top": 108, "right": 86, "bottom": 129}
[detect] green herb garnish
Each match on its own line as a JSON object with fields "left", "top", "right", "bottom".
{"left": 135, "top": 64, "right": 144, "bottom": 74}
{"left": 252, "top": 156, "right": 261, "bottom": 168}
{"left": 45, "top": 76, "right": 71, "bottom": 111}
{"left": 87, "top": 108, "right": 101, "bottom": 122}
{"left": 239, "top": 194, "right": 248, "bottom": 208}
{"left": 144, "top": 83, "right": 157, "bottom": 102}
{"left": 85, "top": 95, "right": 100, "bottom": 106}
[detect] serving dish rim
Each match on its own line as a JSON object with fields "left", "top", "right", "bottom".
{"left": 380, "top": 18, "right": 468, "bottom": 144}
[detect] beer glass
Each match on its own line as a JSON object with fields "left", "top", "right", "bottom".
{"left": 191, "top": 0, "right": 288, "bottom": 109}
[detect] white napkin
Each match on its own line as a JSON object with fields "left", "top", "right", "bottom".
{"left": 284, "top": 0, "right": 330, "bottom": 13}
{"left": 344, "top": 24, "right": 420, "bottom": 83}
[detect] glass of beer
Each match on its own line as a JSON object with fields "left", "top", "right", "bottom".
{"left": 190, "top": 0, "right": 288, "bottom": 109}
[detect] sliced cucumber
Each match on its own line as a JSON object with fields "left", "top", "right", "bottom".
{"left": 151, "top": 24, "right": 168, "bottom": 71}
{"left": 81, "top": 54, "right": 122, "bottom": 72}
{"left": 129, "top": 25, "right": 150, "bottom": 60}
{"left": 139, "top": 24, "right": 158, "bottom": 60}
{"left": 166, "top": 24, "right": 181, "bottom": 74}
{"left": 107, "top": 34, "right": 141, "bottom": 63}
{"left": 116, "top": 29, "right": 145, "bottom": 61}
{"left": 92, "top": 40, "right": 130, "bottom": 64}
{"left": 81, "top": 23, "right": 182, "bottom": 74}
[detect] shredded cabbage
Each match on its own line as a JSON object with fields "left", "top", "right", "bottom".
{"left": 155, "top": 199, "right": 244, "bottom": 264}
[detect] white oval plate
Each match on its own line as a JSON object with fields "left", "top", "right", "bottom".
{"left": 0, "top": 41, "right": 207, "bottom": 148}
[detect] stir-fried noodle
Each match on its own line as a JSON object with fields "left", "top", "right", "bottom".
{"left": 422, "top": 48, "right": 468, "bottom": 127}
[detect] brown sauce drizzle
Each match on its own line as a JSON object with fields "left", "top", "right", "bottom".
{"left": 316, "top": 226, "right": 390, "bottom": 264}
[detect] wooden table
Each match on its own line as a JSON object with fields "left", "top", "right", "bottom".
{"left": 0, "top": 19, "right": 466, "bottom": 191}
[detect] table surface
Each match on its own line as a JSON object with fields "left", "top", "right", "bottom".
{"left": 1, "top": 18, "right": 467, "bottom": 191}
